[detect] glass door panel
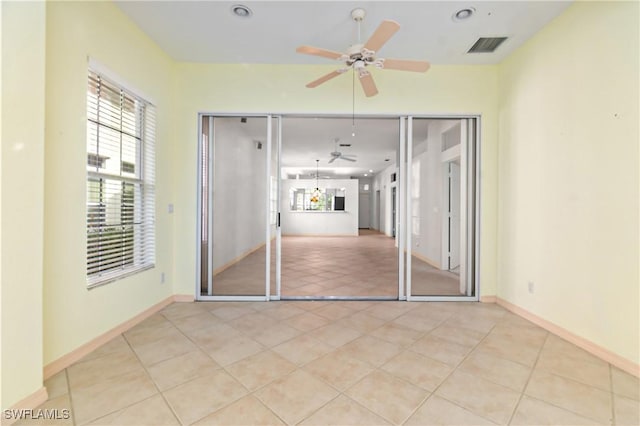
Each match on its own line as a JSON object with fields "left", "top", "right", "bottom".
{"left": 199, "top": 115, "right": 270, "bottom": 298}
{"left": 270, "top": 116, "right": 281, "bottom": 299}
{"left": 278, "top": 116, "right": 400, "bottom": 299}
{"left": 407, "top": 117, "right": 477, "bottom": 299}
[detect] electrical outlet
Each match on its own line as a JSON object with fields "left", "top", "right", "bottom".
{"left": 528, "top": 281, "right": 535, "bottom": 294}
{"left": 161, "top": 272, "right": 166, "bottom": 284}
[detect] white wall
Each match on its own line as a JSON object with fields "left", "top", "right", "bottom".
{"left": 412, "top": 119, "right": 461, "bottom": 267}
{"left": 281, "top": 179, "right": 358, "bottom": 236}
{"left": 372, "top": 164, "right": 398, "bottom": 237}
{"left": 497, "top": 1, "right": 639, "bottom": 366}
{"left": 212, "top": 118, "right": 267, "bottom": 269}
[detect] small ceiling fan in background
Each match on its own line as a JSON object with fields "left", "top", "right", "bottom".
{"left": 296, "top": 8, "right": 431, "bottom": 97}
{"left": 329, "top": 138, "right": 356, "bottom": 163}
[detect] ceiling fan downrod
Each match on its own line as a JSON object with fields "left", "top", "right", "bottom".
{"left": 351, "top": 8, "right": 365, "bottom": 44}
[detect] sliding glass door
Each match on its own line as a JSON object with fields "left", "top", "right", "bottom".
{"left": 406, "top": 117, "right": 479, "bottom": 300}
{"left": 196, "top": 114, "right": 479, "bottom": 301}
{"left": 198, "top": 115, "right": 280, "bottom": 300}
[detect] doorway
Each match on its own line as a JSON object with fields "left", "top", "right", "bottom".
{"left": 196, "top": 114, "right": 479, "bottom": 301}
{"left": 406, "top": 117, "right": 478, "bottom": 300}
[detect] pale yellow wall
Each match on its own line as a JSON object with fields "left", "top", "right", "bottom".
{"left": 1, "top": 1, "right": 46, "bottom": 409}
{"left": 497, "top": 1, "right": 639, "bottom": 364}
{"left": 43, "top": 1, "right": 175, "bottom": 365}
{"left": 172, "top": 63, "right": 499, "bottom": 298}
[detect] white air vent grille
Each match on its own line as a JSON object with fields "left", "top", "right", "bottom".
{"left": 468, "top": 37, "right": 508, "bottom": 53}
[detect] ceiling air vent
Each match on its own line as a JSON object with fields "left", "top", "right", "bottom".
{"left": 468, "top": 37, "right": 508, "bottom": 53}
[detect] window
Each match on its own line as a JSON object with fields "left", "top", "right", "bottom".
{"left": 86, "top": 69, "right": 155, "bottom": 287}
{"left": 289, "top": 188, "right": 346, "bottom": 211}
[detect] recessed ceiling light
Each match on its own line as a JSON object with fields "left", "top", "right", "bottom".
{"left": 231, "top": 4, "right": 252, "bottom": 18}
{"left": 452, "top": 7, "right": 475, "bottom": 22}
{"left": 364, "top": 174, "right": 368, "bottom": 177}
{"left": 369, "top": 169, "right": 373, "bottom": 173}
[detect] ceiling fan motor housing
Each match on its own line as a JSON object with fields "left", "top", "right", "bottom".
{"left": 351, "top": 8, "right": 366, "bottom": 22}
{"left": 345, "top": 45, "right": 376, "bottom": 67}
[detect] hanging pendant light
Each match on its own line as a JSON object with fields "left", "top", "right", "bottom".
{"left": 310, "top": 160, "right": 320, "bottom": 203}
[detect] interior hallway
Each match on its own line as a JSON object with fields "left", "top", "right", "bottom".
{"left": 28, "top": 300, "right": 638, "bottom": 425}
{"left": 211, "top": 230, "right": 461, "bottom": 298}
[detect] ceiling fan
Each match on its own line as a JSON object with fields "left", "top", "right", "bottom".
{"left": 329, "top": 138, "right": 356, "bottom": 163}
{"left": 296, "top": 8, "right": 431, "bottom": 97}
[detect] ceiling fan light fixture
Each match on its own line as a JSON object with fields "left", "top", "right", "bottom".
{"left": 231, "top": 4, "right": 253, "bottom": 18}
{"left": 452, "top": 7, "right": 475, "bottom": 22}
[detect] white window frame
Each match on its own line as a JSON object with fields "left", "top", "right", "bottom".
{"left": 86, "top": 65, "right": 156, "bottom": 288}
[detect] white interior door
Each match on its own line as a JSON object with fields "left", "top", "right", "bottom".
{"left": 448, "top": 161, "right": 461, "bottom": 270}
{"left": 359, "top": 193, "right": 370, "bottom": 228}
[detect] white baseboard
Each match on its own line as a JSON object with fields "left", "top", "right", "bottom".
{"left": 213, "top": 243, "right": 266, "bottom": 276}
{"left": 410, "top": 251, "right": 441, "bottom": 269}
{"left": 43, "top": 295, "right": 189, "bottom": 380}
{"left": 173, "top": 294, "right": 195, "bottom": 302}
{"left": 496, "top": 297, "right": 639, "bottom": 378}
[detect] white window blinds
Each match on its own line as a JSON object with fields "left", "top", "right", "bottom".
{"left": 86, "top": 69, "right": 155, "bottom": 287}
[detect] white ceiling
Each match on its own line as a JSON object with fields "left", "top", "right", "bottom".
{"left": 116, "top": 1, "right": 572, "bottom": 177}
{"left": 229, "top": 115, "right": 438, "bottom": 177}
{"left": 115, "top": 1, "right": 572, "bottom": 65}
{"left": 281, "top": 116, "right": 401, "bottom": 178}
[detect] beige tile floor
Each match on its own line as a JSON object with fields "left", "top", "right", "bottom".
{"left": 209, "top": 230, "right": 461, "bottom": 297}
{"left": 22, "top": 301, "right": 639, "bottom": 425}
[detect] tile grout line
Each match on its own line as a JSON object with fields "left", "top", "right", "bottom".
{"left": 165, "top": 305, "right": 286, "bottom": 424}
{"left": 533, "top": 368, "right": 619, "bottom": 423}
{"left": 169, "top": 305, "right": 308, "bottom": 425}
{"left": 401, "top": 315, "right": 506, "bottom": 425}
{"left": 609, "top": 363, "right": 616, "bottom": 426}
{"left": 506, "top": 329, "right": 549, "bottom": 425}
{"left": 291, "top": 392, "right": 344, "bottom": 426}
{"left": 163, "top": 308, "right": 261, "bottom": 424}
{"left": 120, "top": 317, "right": 183, "bottom": 426}
{"left": 508, "top": 332, "right": 620, "bottom": 424}
{"left": 64, "top": 368, "right": 77, "bottom": 426}
{"left": 52, "top": 301, "right": 626, "bottom": 426}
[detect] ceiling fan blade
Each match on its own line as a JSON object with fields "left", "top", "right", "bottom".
{"left": 341, "top": 156, "right": 356, "bottom": 162}
{"left": 296, "top": 45, "right": 344, "bottom": 60}
{"left": 328, "top": 156, "right": 337, "bottom": 164}
{"left": 359, "top": 72, "right": 379, "bottom": 97}
{"left": 306, "top": 70, "right": 344, "bottom": 88}
{"left": 382, "top": 58, "right": 431, "bottom": 73}
{"left": 363, "top": 20, "right": 400, "bottom": 53}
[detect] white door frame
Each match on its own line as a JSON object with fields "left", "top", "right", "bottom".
{"left": 406, "top": 116, "right": 480, "bottom": 302}
{"left": 195, "top": 113, "right": 480, "bottom": 302}
{"left": 196, "top": 114, "right": 277, "bottom": 301}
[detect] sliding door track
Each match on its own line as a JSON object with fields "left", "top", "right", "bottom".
{"left": 280, "top": 296, "right": 397, "bottom": 301}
